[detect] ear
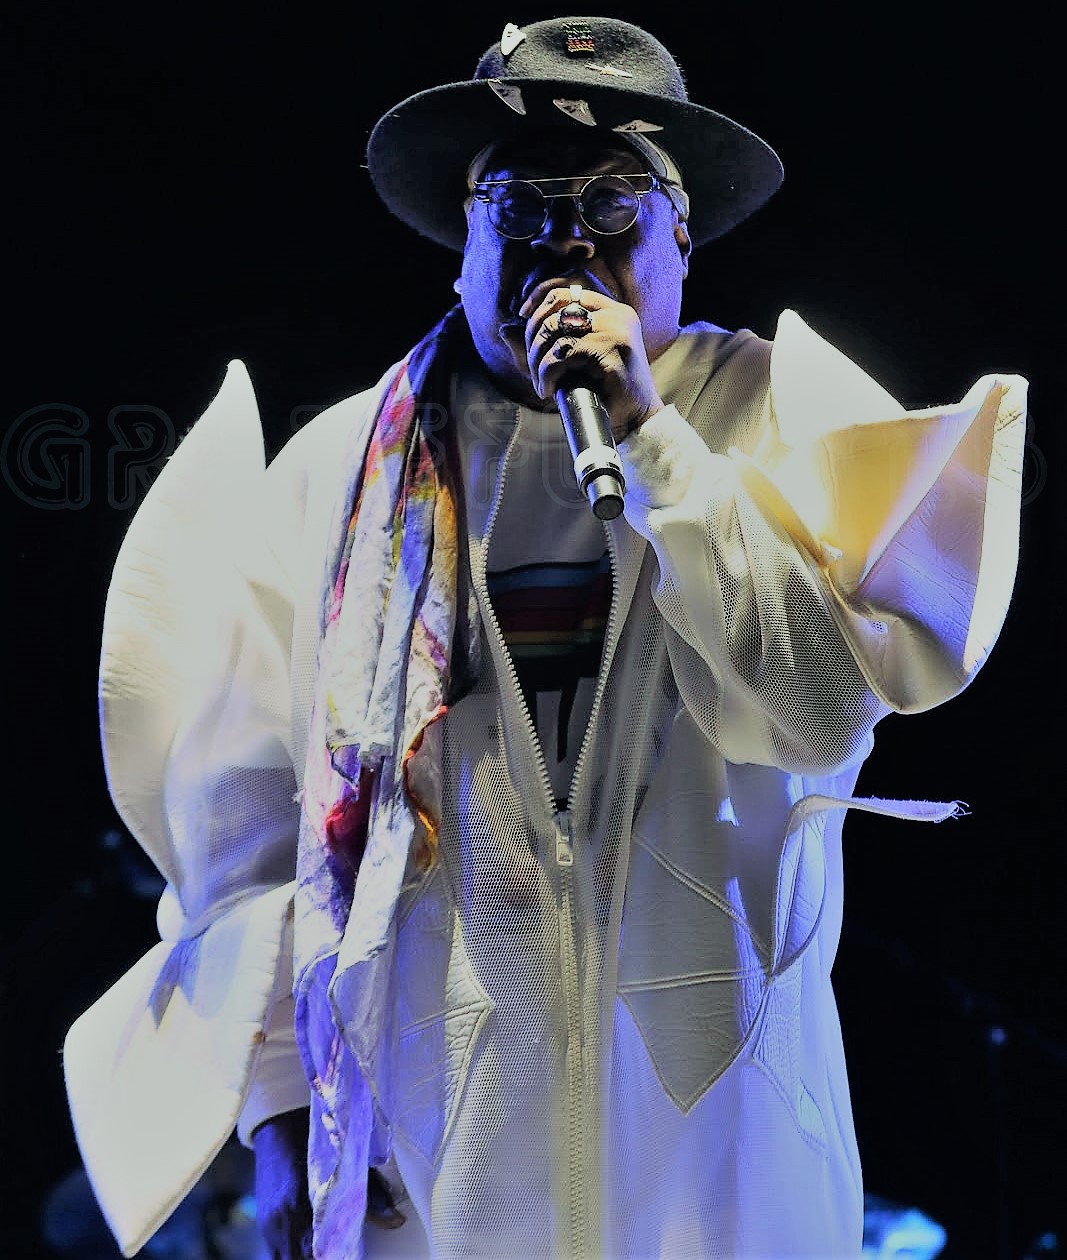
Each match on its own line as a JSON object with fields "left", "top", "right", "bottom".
{"left": 674, "top": 220, "right": 692, "bottom": 277}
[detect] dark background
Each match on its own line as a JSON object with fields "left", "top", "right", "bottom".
{"left": 7, "top": 4, "right": 1063, "bottom": 1258}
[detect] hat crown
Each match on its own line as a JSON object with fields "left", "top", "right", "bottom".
{"left": 366, "top": 16, "right": 783, "bottom": 252}
{"left": 473, "top": 17, "right": 688, "bottom": 102}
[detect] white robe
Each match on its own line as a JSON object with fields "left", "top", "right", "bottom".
{"left": 64, "top": 310, "right": 1026, "bottom": 1258}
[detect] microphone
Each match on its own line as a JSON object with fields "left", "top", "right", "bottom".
{"left": 555, "top": 381, "right": 625, "bottom": 520}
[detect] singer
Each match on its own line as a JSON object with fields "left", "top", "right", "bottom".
{"left": 64, "top": 16, "right": 1027, "bottom": 1260}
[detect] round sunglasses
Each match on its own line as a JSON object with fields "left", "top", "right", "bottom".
{"left": 471, "top": 172, "right": 666, "bottom": 240}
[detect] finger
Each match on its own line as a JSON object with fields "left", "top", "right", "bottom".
{"left": 368, "top": 1202, "right": 408, "bottom": 1230}
{"left": 523, "top": 295, "right": 564, "bottom": 361}
{"left": 530, "top": 323, "right": 596, "bottom": 392}
{"left": 520, "top": 282, "right": 605, "bottom": 322}
{"left": 527, "top": 314, "right": 565, "bottom": 379}
{"left": 523, "top": 287, "right": 596, "bottom": 357}
{"left": 367, "top": 1167, "right": 407, "bottom": 1230}
{"left": 537, "top": 338, "right": 603, "bottom": 402}
{"left": 520, "top": 284, "right": 573, "bottom": 325}
{"left": 529, "top": 303, "right": 600, "bottom": 378}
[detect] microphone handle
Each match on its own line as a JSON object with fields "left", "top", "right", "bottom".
{"left": 555, "top": 384, "right": 626, "bottom": 520}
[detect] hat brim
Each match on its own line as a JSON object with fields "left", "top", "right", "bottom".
{"left": 366, "top": 78, "right": 784, "bottom": 252}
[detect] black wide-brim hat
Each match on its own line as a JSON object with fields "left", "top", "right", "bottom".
{"left": 366, "top": 16, "right": 784, "bottom": 252}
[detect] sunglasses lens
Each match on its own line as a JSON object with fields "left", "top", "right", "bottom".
{"left": 580, "top": 176, "right": 641, "bottom": 234}
{"left": 486, "top": 181, "right": 546, "bottom": 239}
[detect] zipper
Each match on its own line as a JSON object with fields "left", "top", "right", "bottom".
{"left": 476, "top": 408, "right": 624, "bottom": 825}
{"left": 555, "top": 807, "right": 587, "bottom": 1257}
{"left": 547, "top": 515, "right": 623, "bottom": 1260}
{"left": 478, "top": 415, "right": 634, "bottom": 1260}
{"left": 475, "top": 413, "right": 558, "bottom": 817}
{"left": 474, "top": 413, "right": 591, "bottom": 1255}
{"left": 554, "top": 807, "right": 574, "bottom": 868}
{"left": 565, "top": 518, "right": 622, "bottom": 813}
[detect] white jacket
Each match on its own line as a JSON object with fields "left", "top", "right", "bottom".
{"left": 64, "top": 310, "right": 1027, "bottom": 1258}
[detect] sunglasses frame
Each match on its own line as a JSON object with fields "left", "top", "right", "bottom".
{"left": 471, "top": 172, "right": 664, "bottom": 240}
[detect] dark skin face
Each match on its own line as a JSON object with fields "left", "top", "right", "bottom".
{"left": 458, "top": 132, "right": 692, "bottom": 438}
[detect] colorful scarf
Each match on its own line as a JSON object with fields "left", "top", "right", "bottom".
{"left": 293, "top": 305, "right": 478, "bottom": 1258}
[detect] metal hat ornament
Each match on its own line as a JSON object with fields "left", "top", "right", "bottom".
{"left": 366, "top": 16, "right": 784, "bottom": 252}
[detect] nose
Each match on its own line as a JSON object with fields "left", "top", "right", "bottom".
{"left": 532, "top": 196, "right": 595, "bottom": 259}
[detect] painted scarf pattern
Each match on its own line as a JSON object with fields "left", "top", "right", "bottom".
{"left": 292, "top": 305, "right": 478, "bottom": 1258}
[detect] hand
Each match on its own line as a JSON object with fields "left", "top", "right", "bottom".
{"left": 367, "top": 1166, "right": 407, "bottom": 1230}
{"left": 251, "top": 1109, "right": 407, "bottom": 1257}
{"left": 252, "top": 1109, "right": 313, "bottom": 1259}
{"left": 519, "top": 282, "right": 665, "bottom": 441}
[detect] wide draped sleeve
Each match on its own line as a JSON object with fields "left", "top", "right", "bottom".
{"left": 63, "top": 348, "right": 406, "bottom": 1256}
{"left": 620, "top": 309, "right": 1026, "bottom": 770}
{"left": 64, "top": 361, "right": 319, "bottom": 1257}
{"left": 751, "top": 310, "right": 1025, "bottom": 711}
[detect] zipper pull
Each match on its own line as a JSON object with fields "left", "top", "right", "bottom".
{"left": 554, "top": 809, "right": 574, "bottom": 868}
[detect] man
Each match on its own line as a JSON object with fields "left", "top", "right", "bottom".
{"left": 63, "top": 16, "right": 1027, "bottom": 1260}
